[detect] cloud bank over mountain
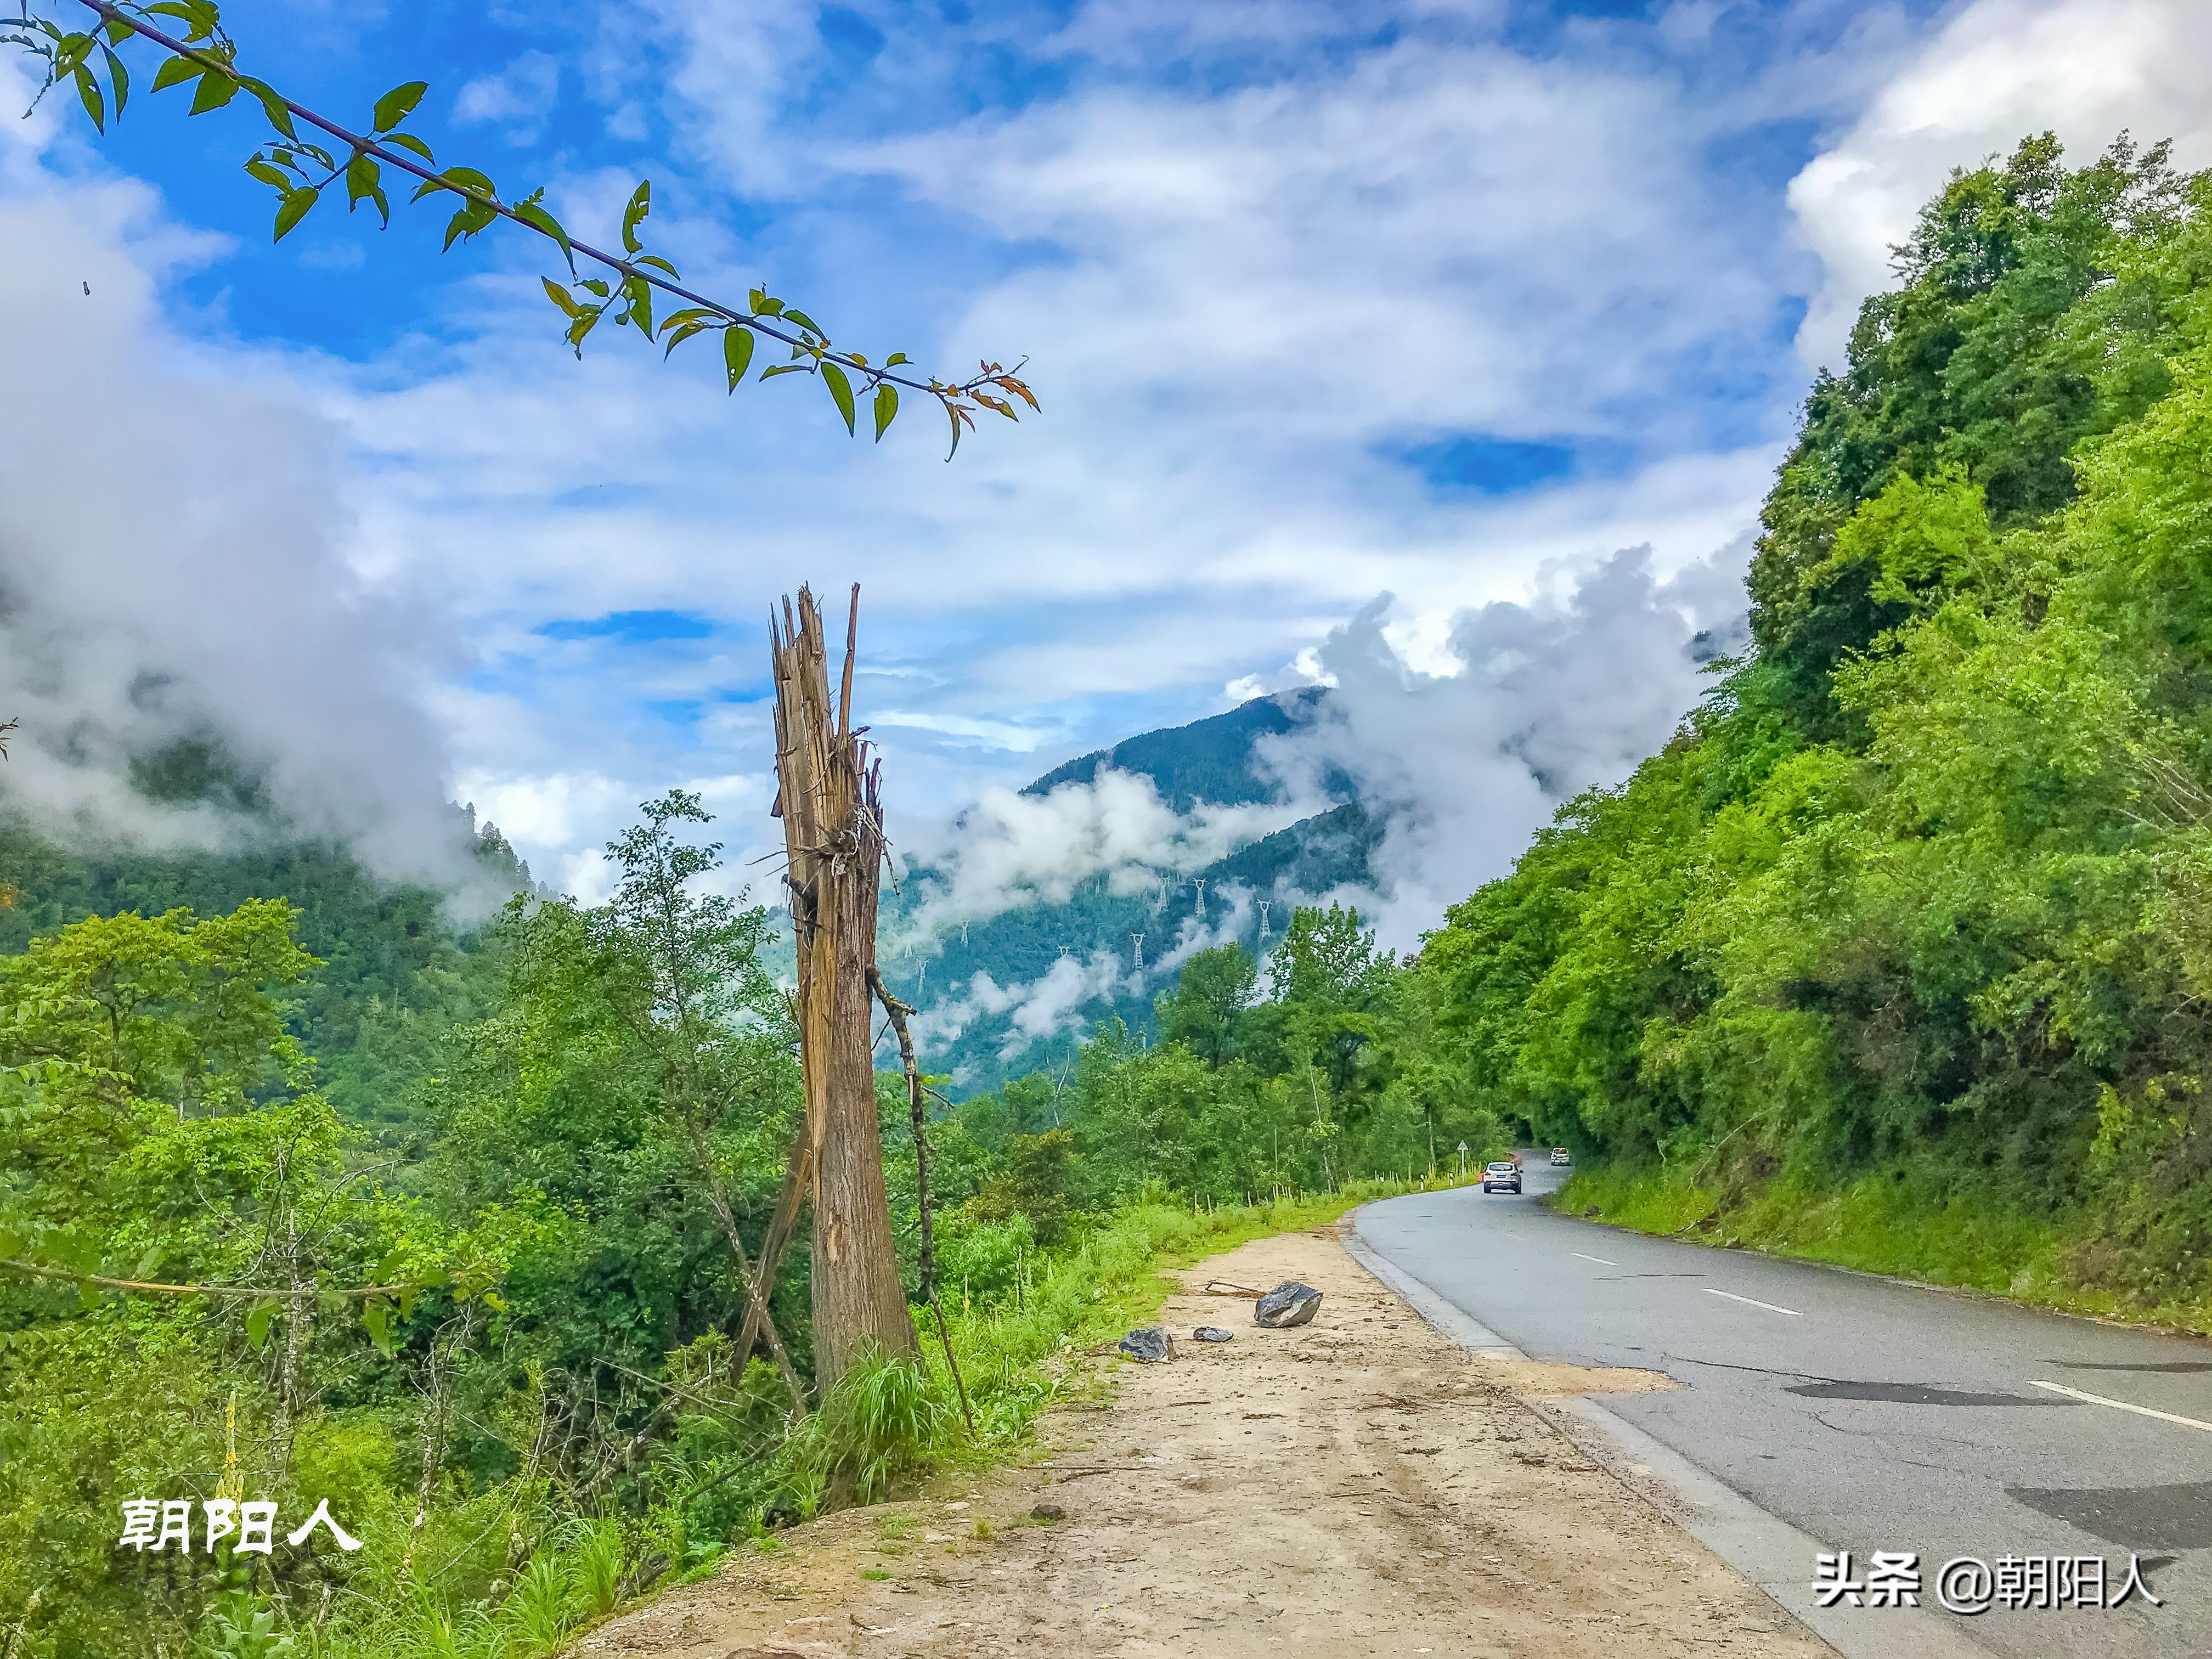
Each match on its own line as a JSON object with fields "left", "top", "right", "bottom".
{"left": 0, "top": 158, "right": 464, "bottom": 878}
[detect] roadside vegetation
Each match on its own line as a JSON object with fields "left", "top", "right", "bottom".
{"left": 1438, "top": 133, "right": 2212, "bottom": 1334}
{"left": 0, "top": 788, "right": 1454, "bottom": 1656}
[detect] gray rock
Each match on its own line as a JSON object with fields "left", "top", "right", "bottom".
{"left": 1192, "top": 1326, "right": 1234, "bottom": 1343}
{"left": 1030, "top": 1503, "right": 1065, "bottom": 1522}
{"left": 1118, "top": 1327, "right": 1175, "bottom": 1362}
{"left": 1254, "top": 1281, "right": 1322, "bottom": 1328}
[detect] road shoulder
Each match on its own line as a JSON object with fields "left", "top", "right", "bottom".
{"left": 582, "top": 1225, "right": 1830, "bottom": 1657}
{"left": 1346, "top": 1206, "right": 1996, "bottom": 1659}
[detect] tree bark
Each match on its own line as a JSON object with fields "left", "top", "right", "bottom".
{"left": 771, "top": 584, "right": 917, "bottom": 1384}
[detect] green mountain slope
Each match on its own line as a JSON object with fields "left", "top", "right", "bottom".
{"left": 887, "top": 685, "right": 1382, "bottom": 1091}
{"left": 1022, "top": 688, "right": 1335, "bottom": 809}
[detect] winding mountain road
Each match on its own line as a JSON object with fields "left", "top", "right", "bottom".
{"left": 1352, "top": 1163, "right": 2212, "bottom": 1659}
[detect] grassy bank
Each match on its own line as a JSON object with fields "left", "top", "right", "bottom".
{"left": 1554, "top": 1161, "right": 2211, "bottom": 1334}
{"left": 311, "top": 1177, "right": 1448, "bottom": 1658}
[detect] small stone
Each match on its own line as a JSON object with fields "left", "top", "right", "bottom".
{"left": 1254, "top": 1281, "right": 1323, "bottom": 1328}
{"left": 1030, "top": 1503, "right": 1065, "bottom": 1522}
{"left": 1118, "top": 1327, "right": 1175, "bottom": 1362}
{"left": 1583, "top": 1206, "right": 1600, "bottom": 1217}
{"left": 1192, "top": 1325, "right": 1234, "bottom": 1343}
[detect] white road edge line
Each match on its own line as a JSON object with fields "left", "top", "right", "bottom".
{"left": 1571, "top": 1252, "right": 1617, "bottom": 1266}
{"left": 2028, "top": 1379, "right": 2212, "bottom": 1432}
{"left": 1703, "top": 1287, "right": 1803, "bottom": 1317}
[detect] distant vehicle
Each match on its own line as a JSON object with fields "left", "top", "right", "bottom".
{"left": 1550, "top": 1147, "right": 1571, "bottom": 1166}
{"left": 1481, "top": 1160, "right": 1521, "bottom": 1194}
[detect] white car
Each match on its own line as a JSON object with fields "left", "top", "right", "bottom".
{"left": 1550, "top": 1147, "right": 1571, "bottom": 1166}
{"left": 1481, "top": 1160, "right": 1521, "bottom": 1194}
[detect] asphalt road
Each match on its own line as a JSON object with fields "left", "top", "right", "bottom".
{"left": 1353, "top": 1161, "right": 2212, "bottom": 1659}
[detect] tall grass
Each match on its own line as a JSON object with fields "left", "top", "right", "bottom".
{"left": 300, "top": 1175, "right": 1442, "bottom": 1658}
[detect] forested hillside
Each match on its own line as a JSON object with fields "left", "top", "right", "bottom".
{"left": 880, "top": 691, "right": 1376, "bottom": 1092}
{"left": 0, "top": 805, "right": 529, "bottom": 1134}
{"left": 1422, "top": 134, "right": 2212, "bottom": 1319}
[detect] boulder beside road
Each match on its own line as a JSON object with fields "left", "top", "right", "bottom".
{"left": 1118, "top": 1328, "right": 1176, "bottom": 1362}
{"left": 1254, "top": 1281, "right": 1322, "bottom": 1328}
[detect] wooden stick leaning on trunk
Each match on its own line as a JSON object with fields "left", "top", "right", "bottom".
{"left": 869, "top": 967, "right": 979, "bottom": 1439}
{"left": 730, "top": 1117, "right": 815, "bottom": 1402}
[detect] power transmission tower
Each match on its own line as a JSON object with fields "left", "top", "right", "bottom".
{"left": 1131, "top": 932, "right": 1144, "bottom": 972}
{"left": 1257, "top": 899, "right": 1272, "bottom": 939}
{"left": 1190, "top": 877, "right": 1207, "bottom": 918}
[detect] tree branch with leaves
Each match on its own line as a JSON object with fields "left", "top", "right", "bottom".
{"left": 4, "top": 0, "right": 1038, "bottom": 456}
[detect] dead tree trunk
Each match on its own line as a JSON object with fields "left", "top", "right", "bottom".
{"left": 770, "top": 584, "right": 917, "bottom": 1385}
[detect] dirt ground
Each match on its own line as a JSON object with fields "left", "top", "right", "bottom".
{"left": 577, "top": 1226, "right": 1832, "bottom": 1658}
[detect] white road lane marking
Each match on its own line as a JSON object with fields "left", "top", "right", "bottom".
{"left": 2028, "top": 1379, "right": 2212, "bottom": 1432}
{"left": 1572, "top": 1252, "right": 1617, "bottom": 1266}
{"left": 1703, "top": 1288, "right": 1803, "bottom": 1317}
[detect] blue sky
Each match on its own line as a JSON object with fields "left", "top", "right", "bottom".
{"left": 3, "top": 0, "right": 2209, "bottom": 907}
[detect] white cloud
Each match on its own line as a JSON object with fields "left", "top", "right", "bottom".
{"left": 0, "top": 167, "right": 462, "bottom": 878}
{"left": 892, "top": 768, "right": 1308, "bottom": 945}
{"left": 453, "top": 50, "right": 563, "bottom": 140}
{"left": 1790, "top": 0, "right": 2212, "bottom": 366}
{"left": 1265, "top": 540, "right": 1750, "bottom": 949}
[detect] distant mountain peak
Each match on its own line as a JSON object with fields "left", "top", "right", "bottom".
{"left": 1021, "top": 687, "right": 1332, "bottom": 814}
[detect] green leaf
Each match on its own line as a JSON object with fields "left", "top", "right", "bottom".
{"left": 760, "top": 363, "right": 810, "bottom": 380}
{"left": 188, "top": 67, "right": 239, "bottom": 115}
{"left": 565, "top": 306, "right": 602, "bottom": 357}
{"left": 623, "top": 274, "right": 654, "bottom": 338}
{"left": 346, "top": 154, "right": 389, "bottom": 228}
{"left": 439, "top": 165, "right": 498, "bottom": 199}
{"left": 577, "top": 276, "right": 610, "bottom": 298}
{"left": 873, "top": 382, "right": 898, "bottom": 442}
{"left": 371, "top": 79, "right": 427, "bottom": 132}
{"left": 272, "top": 185, "right": 318, "bottom": 241}
{"left": 621, "top": 179, "right": 650, "bottom": 255}
{"left": 245, "top": 1299, "right": 276, "bottom": 1349}
{"left": 360, "top": 1296, "right": 393, "bottom": 1356}
{"left": 541, "top": 276, "right": 580, "bottom": 318}
{"left": 822, "top": 362, "right": 856, "bottom": 435}
{"left": 885, "top": 352, "right": 910, "bottom": 366}
{"left": 442, "top": 198, "right": 496, "bottom": 251}
{"left": 382, "top": 131, "right": 435, "bottom": 164}
{"left": 243, "top": 156, "right": 289, "bottom": 190}
{"left": 149, "top": 53, "right": 199, "bottom": 95}
{"left": 660, "top": 320, "right": 712, "bottom": 358}
{"left": 783, "top": 308, "right": 822, "bottom": 336}
{"left": 72, "top": 65, "right": 104, "bottom": 133}
{"left": 633, "top": 253, "right": 680, "bottom": 278}
{"left": 101, "top": 46, "right": 128, "bottom": 118}
{"left": 752, "top": 293, "right": 783, "bottom": 317}
{"left": 241, "top": 76, "right": 295, "bottom": 139}
{"left": 723, "top": 324, "right": 754, "bottom": 391}
{"left": 513, "top": 197, "right": 573, "bottom": 272}
{"left": 371, "top": 1249, "right": 407, "bottom": 1285}
{"left": 145, "top": 0, "right": 218, "bottom": 38}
